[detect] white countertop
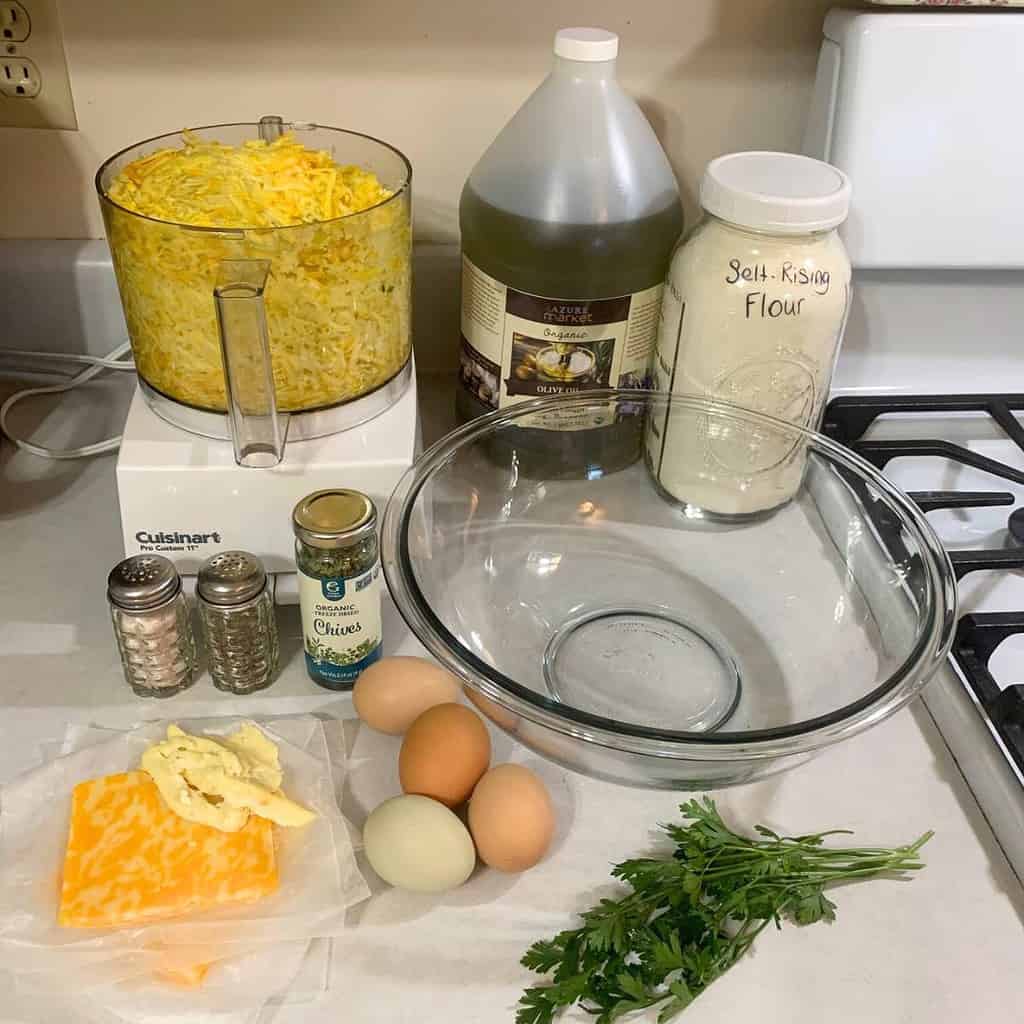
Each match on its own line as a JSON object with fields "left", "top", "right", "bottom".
{"left": 0, "top": 369, "right": 1022, "bottom": 1024}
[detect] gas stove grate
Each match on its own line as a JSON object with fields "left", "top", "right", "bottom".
{"left": 952, "top": 614, "right": 1024, "bottom": 777}
{"left": 823, "top": 394, "right": 1024, "bottom": 450}
{"left": 823, "top": 394, "right": 1024, "bottom": 578}
{"left": 824, "top": 394, "right": 1024, "bottom": 772}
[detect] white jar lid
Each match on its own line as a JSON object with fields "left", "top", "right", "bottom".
{"left": 554, "top": 27, "right": 619, "bottom": 62}
{"left": 701, "top": 152, "right": 851, "bottom": 234}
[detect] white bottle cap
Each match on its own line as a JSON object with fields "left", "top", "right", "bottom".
{"left": 700, "top": 152, "right": 851, "bottom": 234}
{"left": 553, "top": 27, "right": 619, "bottom": 62}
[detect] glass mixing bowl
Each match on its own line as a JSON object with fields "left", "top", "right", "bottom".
{"left": 382, "top": 391, "right": 957, "bottom": 789}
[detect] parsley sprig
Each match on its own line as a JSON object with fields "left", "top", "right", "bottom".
{"left": 517, "top": 799, "right": 931, "bottom": 1024}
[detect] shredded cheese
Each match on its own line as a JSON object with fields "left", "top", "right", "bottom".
{"left": 107, "top": 133, "right": 393, "bottom": 229}
{"left": 103, "top": 132, "right": 411, "bottom": 412}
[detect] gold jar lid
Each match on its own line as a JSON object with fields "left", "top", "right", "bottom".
{"left": 292, "top": 489, "right": 377, "bottom": 550}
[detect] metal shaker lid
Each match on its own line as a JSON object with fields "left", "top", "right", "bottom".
{"left": 197, "top": 550, "right": 268, "bottom": 606}
{"left": 107, "top": 554, "right": 181, "bottom": 611}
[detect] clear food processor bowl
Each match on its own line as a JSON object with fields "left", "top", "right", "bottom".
{"left": 382, "top": 391, "right": 957, "bottom": 789}
{"left": 96, "top": 116, "right": 412, "bottom": 465}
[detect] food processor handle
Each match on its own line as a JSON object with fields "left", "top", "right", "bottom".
{"left": 259, "top": 115, "right": 284, "bottom": 142}
{"left": 213, "top": 259, "right": 290, "bottom": 468}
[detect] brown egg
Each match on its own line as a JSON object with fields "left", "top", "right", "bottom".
{"left": 353, "top": 657, "right": 461, "bottom": 735}
{"left": 399, "top": 704, "right": 491, "bottom": 807}
{"left": 468, "top": 764, "right": 555, "bottom": 872}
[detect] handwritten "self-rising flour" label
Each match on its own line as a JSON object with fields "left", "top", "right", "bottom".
{"left": 725, "top": 259, "right": 833, "bottom": 320}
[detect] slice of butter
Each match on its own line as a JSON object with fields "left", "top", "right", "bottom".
{"left": 140, "top": 724, "right": 316, "bottom": 833}
{"left": 220, "top": 723, "right": 283, "bottom": 789}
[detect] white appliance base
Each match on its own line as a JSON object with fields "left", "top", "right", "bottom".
{"left": 116, "top": 371, "right": 420, "bottom": 577}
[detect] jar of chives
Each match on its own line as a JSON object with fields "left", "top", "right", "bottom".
{"left": 292, "top": 489, "right": 383, "bottom": 690}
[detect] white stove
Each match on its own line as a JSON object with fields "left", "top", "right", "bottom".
{"left": 809, "top": 10, "right": 1024, "bottom": 884}
{"left": 821, "top": 396, "right": 1024, "bottom": 885}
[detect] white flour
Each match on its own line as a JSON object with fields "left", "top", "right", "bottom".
{"left": 646, "top": 214, "right": 851, "bottom": 516}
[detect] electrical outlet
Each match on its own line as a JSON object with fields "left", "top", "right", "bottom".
{"left": 1, "top": 2, "right": 30, "bottom": 43}
{"left": 0, "top": 56, "right": 40, "bottom": 97}
{"left": 0, "top": 0, "right": 75, "bottom": 129}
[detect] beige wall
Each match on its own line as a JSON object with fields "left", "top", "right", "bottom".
{"left": 0, "top": 0, "right": 838, "bottom": 241}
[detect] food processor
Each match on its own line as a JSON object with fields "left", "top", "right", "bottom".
{"left": 99, "top": 117, "right": 419, "bottom": 592}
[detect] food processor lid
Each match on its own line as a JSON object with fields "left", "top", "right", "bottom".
{"left": 292, "top": 489, "right": 377, "bottom": 549}
{"left": 107, "top": 555, "right": 181, "bottom": 611}
{"left": 197, "top": 550, "right": 268, "bottom": 605}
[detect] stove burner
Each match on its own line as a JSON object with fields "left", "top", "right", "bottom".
{"left": 824, "top": 394, "right": 1024, "bottom": 579}
{"left": 1010, "top": 509, "right": 1024, "bottom": 547}
{"left": 952, "top": 614, "right": 1024, "bottom": 775}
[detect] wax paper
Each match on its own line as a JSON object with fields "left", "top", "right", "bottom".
{"left": 0, "top": 715, "right": 368, "bottom": 1016}
{"left": 12, "top": 939, "right": 317, "bottom": 1024}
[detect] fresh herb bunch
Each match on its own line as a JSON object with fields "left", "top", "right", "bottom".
{"left": 518, "top": 799, "right": 931, "bottom": 1024}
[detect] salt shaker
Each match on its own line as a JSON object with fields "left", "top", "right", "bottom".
{"left": 196, "top": 551, "right": 279, "bottom": 694}
{"left": 107, "top": 554, "right": 197, "bottom": 697}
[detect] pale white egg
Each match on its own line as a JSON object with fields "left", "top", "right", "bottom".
{"left": 363, "top": 794, "right": 476, "bottom": 892}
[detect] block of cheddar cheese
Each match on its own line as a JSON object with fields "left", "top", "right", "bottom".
{"left": 58, "top": 771, "right": 278, "bottom": 929}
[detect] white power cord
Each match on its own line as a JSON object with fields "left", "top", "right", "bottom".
{"left": 0, "top": 342, "right": 135, "bottom": 460}
{"left": 1, "top": 347, "right": 137, "bottom": 371}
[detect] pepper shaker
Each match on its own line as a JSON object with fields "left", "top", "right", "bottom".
{"left": 107, "top": 555, "right": 197, "bottom": 698}
{"left": 197, "top": 550, "right": 279, "bottom": 694}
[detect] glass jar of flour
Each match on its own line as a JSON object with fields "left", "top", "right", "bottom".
{"left": 645, "top": 151, "right": 851, "bottom": 518}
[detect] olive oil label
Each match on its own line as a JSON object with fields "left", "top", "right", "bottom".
{"left": 459, "top": 255, "right": 662, "bottom": 431}
{"left": 298, "top": 562, "right": 382, "bottom": 684}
